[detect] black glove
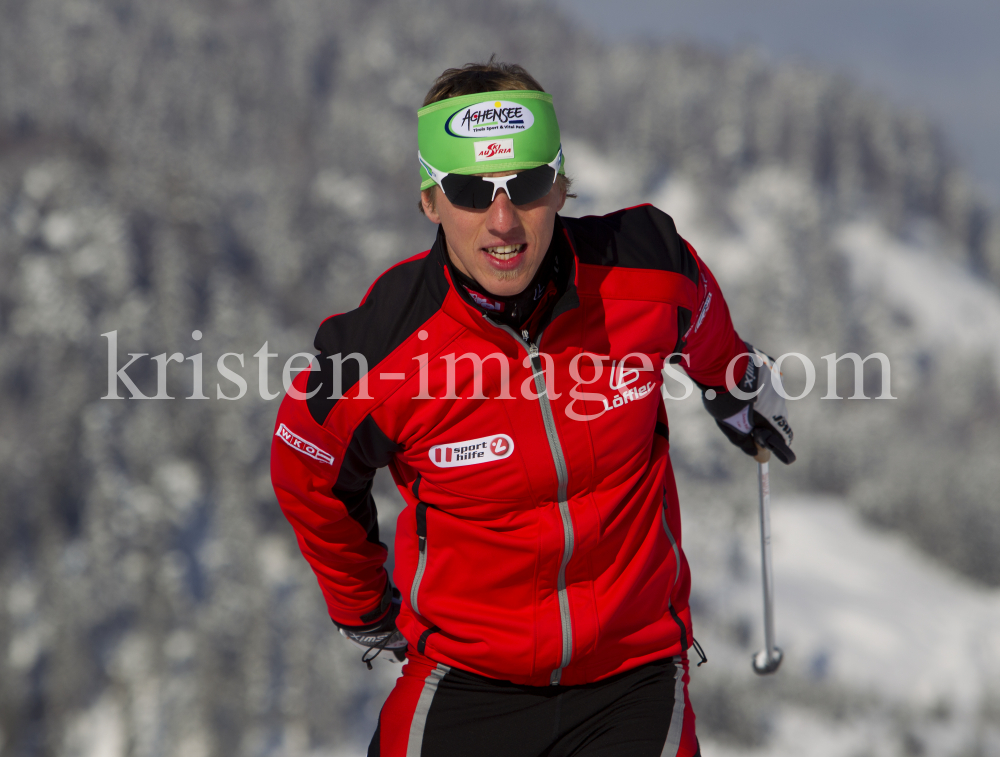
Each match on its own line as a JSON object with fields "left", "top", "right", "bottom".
{"left": 703, "top": 344, "right": 796, "bottom": 464}
{"left": 337, "top": 584, "right": 408, "bottom": 668}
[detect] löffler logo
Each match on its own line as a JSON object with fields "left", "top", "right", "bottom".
{"left": 429, "top": 434, "right": 514, "bottom": 468}
{"left": 601, "top": 381, "right": 656, "bottom": 413}
{"left": 608, "top": 359, "right": 640, "bottom": 391}
{"left": 276, "top": 423, "right": 335, "bottom": 465}
{"left": 603, "top": 359, "right": 656, "bottom": 414}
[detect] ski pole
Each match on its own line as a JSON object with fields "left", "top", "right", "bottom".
{"left": 751, "top": 446, "right": 782, "bottom": 675}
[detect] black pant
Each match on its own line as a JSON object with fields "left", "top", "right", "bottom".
{"left": 370, "top": 655, "right": 700, "bottom": 757}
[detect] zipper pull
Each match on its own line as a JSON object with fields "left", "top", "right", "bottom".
{"left": 522, "top": 329, "right": 540, "bottom": 358}
{"left": 692, "top": 637, "right": 708, "bottom": 667}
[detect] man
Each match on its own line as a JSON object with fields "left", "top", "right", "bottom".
{"left": 271, "top": 59, "right": 794, "bottom": 757}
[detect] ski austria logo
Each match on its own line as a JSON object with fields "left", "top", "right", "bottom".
{"left": 474, "top": 139, "right": 514, "bottom": 162}
{"left": 446, "top": 101, "right": 535, "bottom": 137}
{"left": 275, "top": 423, "right": 335, "bottom": 465}
{"left": 429, "top": 434, "right": 514, "bottom": 468}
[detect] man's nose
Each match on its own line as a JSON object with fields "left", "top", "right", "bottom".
{"left": 486, "top": 189, "right": 519, "bottom": 233}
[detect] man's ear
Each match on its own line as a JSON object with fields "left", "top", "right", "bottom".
{"left": 421, "top": 189, "right": 440, "bottom": 223}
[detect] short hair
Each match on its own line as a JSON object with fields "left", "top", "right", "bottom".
{"left": 419, "top": 55, "right": 574, "bottom": 212}
{"left": 422, "top": 56, "right": 546, "bottom": 106}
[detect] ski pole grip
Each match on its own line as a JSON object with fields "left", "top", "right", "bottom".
{"left": 754, "top": 445, "right": 771, "bottom": 464}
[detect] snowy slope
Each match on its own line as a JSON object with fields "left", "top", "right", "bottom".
{"left": 837, "top": 220, "right": 1000, "bottom": 368}
{"left": 693, "top": 497, "right": 1000, "bottom": 756}
{"left": 769, "top": 498, "right": 1000, "bottom": 710}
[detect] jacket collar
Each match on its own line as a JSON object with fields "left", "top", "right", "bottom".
{"left": 428, "top": 216, "right": 580, "bottom": 341}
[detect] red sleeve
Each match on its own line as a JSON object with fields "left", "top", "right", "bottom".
{"left": 270, "top": 372, "right": 389, "bottom": 627}
{"left": 680, "top": 240, "right": 748, "bottom": 390}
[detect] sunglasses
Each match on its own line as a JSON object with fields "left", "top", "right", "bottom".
{"left": 419, "top": 146, "right": 563, "bottom": 209}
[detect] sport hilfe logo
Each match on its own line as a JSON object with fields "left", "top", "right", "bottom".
{"left": 474, "top": 139, "right": 514, "bottom": 162}
{"left": 429, "top": 434, "right": 515, "bottom": 468}
{"left": 446, "top": 101, "right": 535, "bottom": 137}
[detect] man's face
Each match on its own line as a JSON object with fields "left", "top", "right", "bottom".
{"left": 421, "top": 175, "right": 566, "bottom": 297}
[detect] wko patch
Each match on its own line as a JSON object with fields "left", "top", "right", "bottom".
{"left": 430, "top": 434, "right": 514, "bottom": 468}
{"left": 275, "top": 423, "right": 335, "bottom": 465}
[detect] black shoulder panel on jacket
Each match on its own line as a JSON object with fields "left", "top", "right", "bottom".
{"left": 561, "top": 205, "right": 699, "bottom": 283}
{"left": 306, "top": 246, "right": 449, "bottom": 425}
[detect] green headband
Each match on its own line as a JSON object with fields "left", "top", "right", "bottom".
{"left": 417, "top": 90, "right": 563, "bottom": 190}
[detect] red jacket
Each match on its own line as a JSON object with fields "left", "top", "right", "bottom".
{"left": 271, "top": 206, "right": 747, "bottom": 687}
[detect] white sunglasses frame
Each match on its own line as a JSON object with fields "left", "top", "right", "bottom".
{"left": 418, "top": 145, "right": 564, "bottom": 205}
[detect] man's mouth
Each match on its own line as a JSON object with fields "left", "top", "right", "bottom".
{"left": 485, "top": 243, "right": 526, "bottom": 261}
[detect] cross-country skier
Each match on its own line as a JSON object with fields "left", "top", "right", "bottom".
{"left": 270, "top": 58, "right": 795, "bottom": 757}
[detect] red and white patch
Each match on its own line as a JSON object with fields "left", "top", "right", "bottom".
{"left": 474, "top": 139, "right": 514, "bottom": 161}
{"left": 275, "top": 423, "right": 335, "bottom": 465}
{"left": 465, "top": 287, "right": 505, "bottom": 313}
{"left": 429, "top": 434, "right": 514, "bottom": 468}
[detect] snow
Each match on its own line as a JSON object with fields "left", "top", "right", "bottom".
{"left": 561, "top": 138, "right": 649, "bottom": 217}
{"left": 650, "top": 168, "right": 1000, "bottom": 360}
{"left": 705, "top": 707, "right": 899, "bottom": 757}
{"left": 836, "top": 220, "right": 1000, "bottom": 366}
{"left": 769, "top": 497, "right": 1000, "bottom": 711}
{"left": 62, "top": 696, "right": 125, "bottom": 757}
{"left": 695, "top": 496, "right": 1000, "bottom": 755}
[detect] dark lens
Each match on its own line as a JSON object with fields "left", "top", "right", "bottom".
{"left": 440, "top": 175, "right": 496, "bottom": 209}
{"left": 440, "top": 165, "right": 557, "bottom": 208}
{"left": 505, "top": 165, "right": 556, "bottom": 205}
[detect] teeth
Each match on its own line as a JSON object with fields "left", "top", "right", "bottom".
{"left": 485, "top": 244, "right": 523, "bottom": 260}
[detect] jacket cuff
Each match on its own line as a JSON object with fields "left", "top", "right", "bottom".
{"left": 332, "top": 578, "right": 393, "bottom": 632}
{"left": 699, "top": 341, "right": 757, "bottom": 420}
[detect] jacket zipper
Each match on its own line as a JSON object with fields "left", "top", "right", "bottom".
{"left": 661, "top": 494, "right": 690, "bottom": 654}
{"left": 484, "top": 318, "right": 575, "bottom": 685}
{"left": 411, "top": 502, "right": 429, "bottom": 616}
